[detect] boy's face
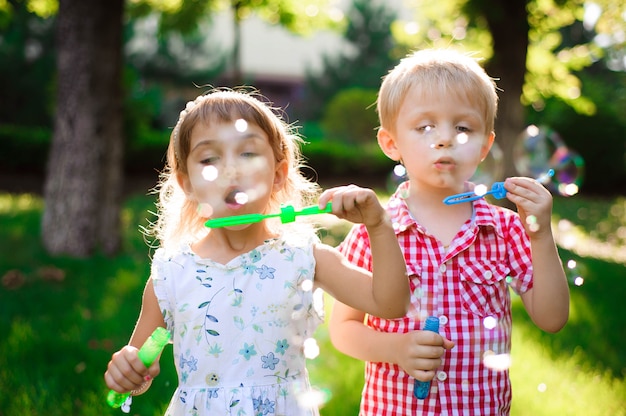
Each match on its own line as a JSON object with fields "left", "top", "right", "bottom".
{"left": 378, "top": 84, "right": 494, "bottom": 194}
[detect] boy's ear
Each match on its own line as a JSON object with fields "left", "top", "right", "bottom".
{"left": 480, "top": 132, "right": 496, "bottom": 162}
{"left": 377, "top": 128, "right": 402, "bottom": 162}
{"left": 273, "top": 159, "right": 288, "bottom": 191}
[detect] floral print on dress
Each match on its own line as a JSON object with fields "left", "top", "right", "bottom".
{"left": 151, "top": 237, "right": 323, "bottom": 415}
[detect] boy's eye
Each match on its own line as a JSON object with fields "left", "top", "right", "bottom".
{"left": 417, "top": 125, "right": 436, "bottom": 134}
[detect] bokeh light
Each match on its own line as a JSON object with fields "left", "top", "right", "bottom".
{"left": 202, "top": 165, "right": 218, "bottom": 181}
{"left": 234, "top": 118, "right": 248, "bottom": 132}
{"left": 482, "top": 351, "right": 511, "bottom": 371}
{"left": 513, "top": 125, "right": 584, "bottom": 196}
{"left": 303, "top": 337, "right": 320, "bottom": 359}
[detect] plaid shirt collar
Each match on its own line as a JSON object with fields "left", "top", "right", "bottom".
{"left": 388, "top": 181, "right": 505, "bottom": 239}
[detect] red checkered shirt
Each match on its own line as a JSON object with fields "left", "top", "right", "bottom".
{"left": 338, "top": 182, "right": 534, "bottom": 415}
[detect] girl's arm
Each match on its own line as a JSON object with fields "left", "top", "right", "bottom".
{"left": 505, "top": 177, "right": 570, "bottom": 333}
{"left": 104, "top": 279, "right": 166, "bottom": 394}
{"left": 314, "top": 185, "right": 410, "bottom": 319}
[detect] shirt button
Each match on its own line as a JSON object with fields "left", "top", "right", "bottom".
{"left": 437, "top": 371, "right": 447, "bottom": 381}
{"left": 485, "top": 270, "right": 493, "bottom": 279}
{"left": 438, "top": 315, "right": 448, "bottom": 326}
{"left": 439, "top": 263, "right": 447, "bottom": 273}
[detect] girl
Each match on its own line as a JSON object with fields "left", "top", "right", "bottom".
{"left": 104, "top": 88, "right": 410, "bottom": 415}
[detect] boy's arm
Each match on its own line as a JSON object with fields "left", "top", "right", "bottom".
{"left": 504, "top": 177, "right": 570, "bottom": 333}
{"left": 521, "top": 231, "right": 570, "bottom": 332}
{"left": 329, "top": 300, "right": 454, "bottom": 382}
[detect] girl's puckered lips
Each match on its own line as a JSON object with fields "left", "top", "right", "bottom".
{"left": 224, "top": 188, "right": 246, "bottom": 210}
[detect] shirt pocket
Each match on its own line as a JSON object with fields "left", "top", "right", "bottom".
{"left": 459, "top": 261, "right": 510, "bottom": 317}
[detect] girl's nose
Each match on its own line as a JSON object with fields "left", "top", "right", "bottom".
{"left": 222, "top": 162, "right": 240, "bottom": 179}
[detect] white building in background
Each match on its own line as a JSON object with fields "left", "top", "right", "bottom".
{"left": 203, "top": 0, "right": 411, "bottom": 109}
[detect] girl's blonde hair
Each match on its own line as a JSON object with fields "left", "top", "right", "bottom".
{"left": 148, "top": 88, "right": 320, "bottom": 250}
{"left": 377, "top": 48, "right": 499, "bottom": 135}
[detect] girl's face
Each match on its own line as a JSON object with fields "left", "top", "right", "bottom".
{"left": 379, "top": 84, "right": 494, "bottom": 195}
{"left": 178, "top": 119, "right": 286, "bottom": 221}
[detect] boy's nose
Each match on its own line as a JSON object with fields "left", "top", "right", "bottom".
{"left": 432, "top": 131, "right": 454, "bottom": 149}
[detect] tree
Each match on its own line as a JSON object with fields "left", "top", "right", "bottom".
{"left": 42, "top": 0, "right": 125, "bottom": 256}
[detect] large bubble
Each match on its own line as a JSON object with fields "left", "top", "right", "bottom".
{"left": 513, "top": 125, "right": 584, "bottom": 196}
{"left": 471, "top": 142, "right": 504, "bottom": 185}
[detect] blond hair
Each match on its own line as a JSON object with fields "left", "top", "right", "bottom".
{"left": 377, "top": 49, "right": 499, "bottom": 135}
{"left": 148, "top": 88, "right": 320, "bottom": 250}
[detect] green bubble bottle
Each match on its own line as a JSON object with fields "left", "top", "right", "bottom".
{"left": 106, "top": 327, "right": 171, "bottom": 409}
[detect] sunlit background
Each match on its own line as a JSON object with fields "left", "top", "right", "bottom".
{"left": 1, "top": 0, "right": 625, "bottom": 415}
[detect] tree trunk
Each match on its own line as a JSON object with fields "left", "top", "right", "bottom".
{"left": 478, "top": 0, "right": 530, "bottom": 208}
{"left": 42, "top": 0, "right": 124, "bottom": 257}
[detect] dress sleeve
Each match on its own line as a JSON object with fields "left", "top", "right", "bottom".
{"left": 150, "top": 248, "right": 175, "bottom": 333}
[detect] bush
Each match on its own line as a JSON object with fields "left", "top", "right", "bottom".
{"left": 320, "top": 88, "right": 379, "bottom": 144}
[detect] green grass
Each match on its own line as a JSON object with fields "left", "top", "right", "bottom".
{"left": 0, "top": 192, "right": 625, "bottom": 415}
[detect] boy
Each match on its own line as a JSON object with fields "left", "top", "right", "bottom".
{"left": 329, "top": 49, "right": 569, "bottom": 415}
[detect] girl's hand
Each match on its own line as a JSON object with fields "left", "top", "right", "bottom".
{"left": 504, "top": 177, "right": 554, "bottom": 238}
{"left": 104, "top": 345, "right": 160, "bottom": 393}
{"left": 393, "top": 330, "right": 455, "bottom": 382}
{"left": 318, "top": 185, "right": 387, "bottom": 229}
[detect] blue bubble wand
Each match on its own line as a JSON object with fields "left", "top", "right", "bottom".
{"left": 205, "top": 203, "right": 332, "bottom": 228}
{"left": 443, "top": 169, "right": 554, "bottom": 205}
{"left": 414, "top": 316, "right": 440, "bottom": 399}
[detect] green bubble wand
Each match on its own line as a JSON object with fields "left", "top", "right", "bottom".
{"left": 107, "top": 327, "right": 171, "bottom": 411}
{"left": 205, "top": 203, "right": 332, "bottom": 228}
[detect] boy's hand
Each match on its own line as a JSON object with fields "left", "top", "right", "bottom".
{"left": 104, "top": 345, "right": 160, "bottom": 393}
{"left": 319, "top": 185, "right": 387, "bottom": 229}
{"left": 504, "top": 177, "right": 554, "bottom": 238}
{"left": 393, "top": 330, "right": 455, "bottom": 382}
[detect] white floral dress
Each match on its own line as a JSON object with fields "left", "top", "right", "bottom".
{"left": 151, "top": 236, "right": 323, "bottom": 416}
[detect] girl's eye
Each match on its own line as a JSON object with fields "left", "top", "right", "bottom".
{"left": 241, "top": 151, "right": 258, "bottom": 158}
{"left": 200, "top": 156, "right": 218, "bottom": 165}
{"left": 457, "top": 126, "right": 471, "bottom": 133}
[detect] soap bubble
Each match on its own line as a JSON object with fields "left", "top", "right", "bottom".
{"left": 387, "top": 164, "right": 408, "bottom": 193}
{"left": 471, "top": 142, "right": 504, "bottom": 185}
{"left": 513, "top": 125, "right": 584, "bottom": 196}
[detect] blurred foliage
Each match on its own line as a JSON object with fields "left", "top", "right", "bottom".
{"left": 299, "top": 0, "right": 400, "bottom": 120}
{"left": 526, "top": 69, "right": 626, "bottom": 195}
{"left": 320, "top": 88, "right": 379, "bottom": 144}
{"left": 396, "top": 0, "right": 626, "bottom": 117}
{"left": 0, "top": 0, "right": 625, "bottom": 195}
{"left": 0, "top": 1, "right": 56, "bottom": 126}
